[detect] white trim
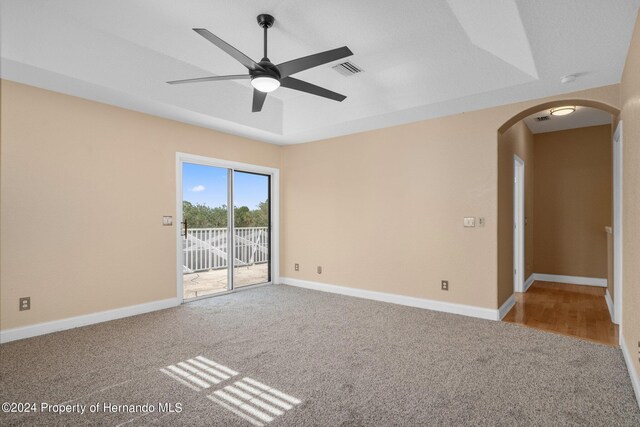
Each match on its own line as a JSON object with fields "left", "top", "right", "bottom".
{"left": 176, "top": 153, "right": 280, "bottom": 176}
{"left": 613, "top": 121, "right": 623, "bottom": 325}
{"left": 604, "top": 289, "right": 614, "bottom": 322}
{"left": 227, "top": 168, "right": 234, "bottom": 290}
{"left": 270, "top": 171, "right": 280, "bottom": 285}
{"left": 280, "top": 277, "right": 500, "bottom": 320}
{"left": 0, "top": 297, "right": 180, "bottom": 344}
{"left": 620, "top": 331, "right": 640, "bottom": 409}
{"left": 523, "top": 274, "right": 535, "bottom": 292}
{"left": 498, "top": 294, "right": 516, "bottom": 320}
{"left": 530, "top": 273, "right": 607, "bottom": 287}
{"left": 176, "top": 155, "right": 184, "bottom": 300}
{"left": 176, "top": 153, "right": 280, "bottom": 302}
{"left": 513, "top": 155, "right": 525, "bottom": 293}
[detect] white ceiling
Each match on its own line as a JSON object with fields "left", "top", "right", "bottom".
{"left": 523, "top": 106, "right": 612, "bottom": 134}
{"left": 1, "top": 0, "right": 638, "bottom": 145}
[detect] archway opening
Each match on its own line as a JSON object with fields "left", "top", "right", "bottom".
{"left": 497, "top": 100, "right": 621, "bottom": 346}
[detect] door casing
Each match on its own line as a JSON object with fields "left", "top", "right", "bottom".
{"left": 613, "top": 121, "right": 623, "bottom": 327}
{"left": 513, "top": 155, "right": 525, "bottom": 293}
{"left": 176, "top": 152, "right": 279, "bottom": 302}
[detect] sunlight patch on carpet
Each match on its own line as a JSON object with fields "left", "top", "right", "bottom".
{"left": 208, "top": 377, "right": 302, "bottom": 426}
{"left": 160, "top": 356, "right": 239, "bottom": 391}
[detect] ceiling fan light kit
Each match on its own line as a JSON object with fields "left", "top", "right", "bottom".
{"left": 251, "top": 75, "right": 280, "bottom": 93}
{"left": 168, "top": 13, "right": 353, "bottom": 112}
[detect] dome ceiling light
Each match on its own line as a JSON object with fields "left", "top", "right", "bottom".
{"left": 550, "top": 106, "right": 576, "bottom": 116}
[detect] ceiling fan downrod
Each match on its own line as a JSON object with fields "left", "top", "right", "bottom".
{"left": 257, "top": 14, "right": 274, "bottom": 61}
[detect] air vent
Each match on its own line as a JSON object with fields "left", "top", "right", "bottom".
{"left": 332, "top": 61, "right": 363, "bottom": 77}
{"left": 535, "top": 115, "right": 550, "bottom": 121}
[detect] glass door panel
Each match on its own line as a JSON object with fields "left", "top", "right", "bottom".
{"left": 182, "top": 163, "right": 230, "bottom": 299}
{"left": 233, "top": 171, "right": 270, "bottom": 287}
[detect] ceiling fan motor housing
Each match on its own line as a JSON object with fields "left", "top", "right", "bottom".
{"left": 253, "top": 61, "right": 281, "bottom": 80}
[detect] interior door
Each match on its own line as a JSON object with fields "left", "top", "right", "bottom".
{"left": 513, "top": 156, "right": 525, "bottom": 293}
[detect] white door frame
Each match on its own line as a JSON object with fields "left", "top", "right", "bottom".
{"left": 513, "top": 155, "right": 525, "bottom": 293}
{"left": 613, "top": 121, "right": 623, "bottom": 326}
{"left": 175, "top": 152, "right": 280, "bottom": 302}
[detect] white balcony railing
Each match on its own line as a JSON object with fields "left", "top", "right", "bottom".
{"left": 183, "top": 227, "right": 269, "bottom": 273}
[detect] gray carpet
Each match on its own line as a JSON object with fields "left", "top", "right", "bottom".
{"left": 1, "top": 284, "right": 638, "bottom": 426}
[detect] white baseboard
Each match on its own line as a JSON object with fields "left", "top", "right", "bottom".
{"left": 523, "top": 274, "right": 535, "bottom": 292}
{"left": 620, "top": 332, "right": 640, "bottom": 409}
{"left": 530, "top": 273, "right": 607, "bottom": 288}
{"left": 0, "top": 297, "right": 180, "bottom": 344}
{"left": 498, "top": 294, "right": 516, "bottom": 320}
{"left": 280, "top": 277, "right": 499, "bottom": 321}
{"left": 604, "top": 289, "right": 614, "bottom": 323}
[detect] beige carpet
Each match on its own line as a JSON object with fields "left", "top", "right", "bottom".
{"left": 1, "top": 284, "right": 639, "bottom": 426}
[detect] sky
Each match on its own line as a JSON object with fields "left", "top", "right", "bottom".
{"left": 182, "top": 163, "right": 269, "bottom": 209}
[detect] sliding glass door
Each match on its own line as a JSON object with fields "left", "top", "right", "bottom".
{"left": 181, "top": 163, "right": 230, "bottom": 299}
{"left": 233, "top": 171, "right": 270, "bottom": 288}
{"left": 180, "top": 160, "right": 272, "bottom": 301}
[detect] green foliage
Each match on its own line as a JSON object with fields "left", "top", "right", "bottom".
{"left": 182, "top": 200, "right": 269, "bottom": 228}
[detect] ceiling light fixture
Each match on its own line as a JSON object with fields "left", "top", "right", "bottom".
{"left": 251, "top": 75, "right": 280, "bottom": 93}
{"left": 550, "top": 106, "right": 576, "bottom": 116}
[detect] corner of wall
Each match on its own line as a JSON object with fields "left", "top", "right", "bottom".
{"left": 619, "top": 8, "right": 640, "bottom": 409}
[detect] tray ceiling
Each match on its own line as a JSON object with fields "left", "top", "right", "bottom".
{"left": 2, "top": 0, "right": 638, "bottom": 144}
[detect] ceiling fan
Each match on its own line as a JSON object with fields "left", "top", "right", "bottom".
{"left": 168, "top": 14, "right": 353, "bottom": 112}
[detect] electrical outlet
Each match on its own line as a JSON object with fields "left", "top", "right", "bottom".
{"left": 441, "top": 280, "right": 449, "bottom": 291}
{"left": 295, "top": 263, "right": 299, "bottom": 271}
{"left": 317, "top": 266, "right": 322, "bottom": 274}
{"left": 463, "top": 217, "right": 476, "bottom": 227}
{"left": 478, "top": 217, "right": 485, "bottom": 227}
{"left": 19, "top": 297, "right": 30, "bottom": 311}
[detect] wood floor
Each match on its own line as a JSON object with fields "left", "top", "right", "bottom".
{"left": 503, "top": 281, "right": 619, "bottom": 347}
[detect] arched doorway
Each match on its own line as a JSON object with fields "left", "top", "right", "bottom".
{"left": 498, "top": 100, "right": 620, "bottom": 134}
{"left": 497, "top": 100, "right": 621, "bottom": 346}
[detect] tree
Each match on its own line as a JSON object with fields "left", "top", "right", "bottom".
{"left": 234, "top": 206, "right": 251, "bottom": 227}
{"left": 182, "top": 201, "right": 227, "bottom": 228}
{"left": 254, "top": 201, "right": 269, "bottom": 227}
{"left": 183, "top": 200, "right": 269, "bottom": 228}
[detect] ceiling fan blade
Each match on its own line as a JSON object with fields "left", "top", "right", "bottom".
{"left": 252, "top": 89, "right": 267, "bottom": 112}
{"left": 277, "top": 46, "right": 353, "bottom": 78}
{"left": 193, "top": 28, "right": 264, "bottom": 71}
{"left": 167, "top": 75, "right": 250, "bottom": 85}
{"left": 280, "top": 77, "right": 346, "bottom": 102}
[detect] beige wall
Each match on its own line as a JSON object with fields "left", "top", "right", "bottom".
{"left": 0, "top": 80, "right": 281, "bottom": 330}
{"left": 620, "top": 10, "right": 640, "bottom": 392}
{"left": 497, "top": 121, "right": 535, "bottom": 305}
{"left": 282, "top": 113, "right": 499, "bottom": 309}
{"left": 281, "top": 85, "right": 619, "bottom": 310}
{"left": 532, "top": 125, "right": 612, "bottom": 279}
{"left": 0, "top": 80, "right": 621, "bottom": 332}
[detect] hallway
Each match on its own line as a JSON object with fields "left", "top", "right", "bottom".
{"left": 503, "top": 281, "right": 618, "bottom": 347}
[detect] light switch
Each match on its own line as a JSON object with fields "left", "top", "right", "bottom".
{"left": 463, "top": 217, "right": 476, "bottom": 227}
{"left": 162, "top": 216, "right": 173, "bottom": 226}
